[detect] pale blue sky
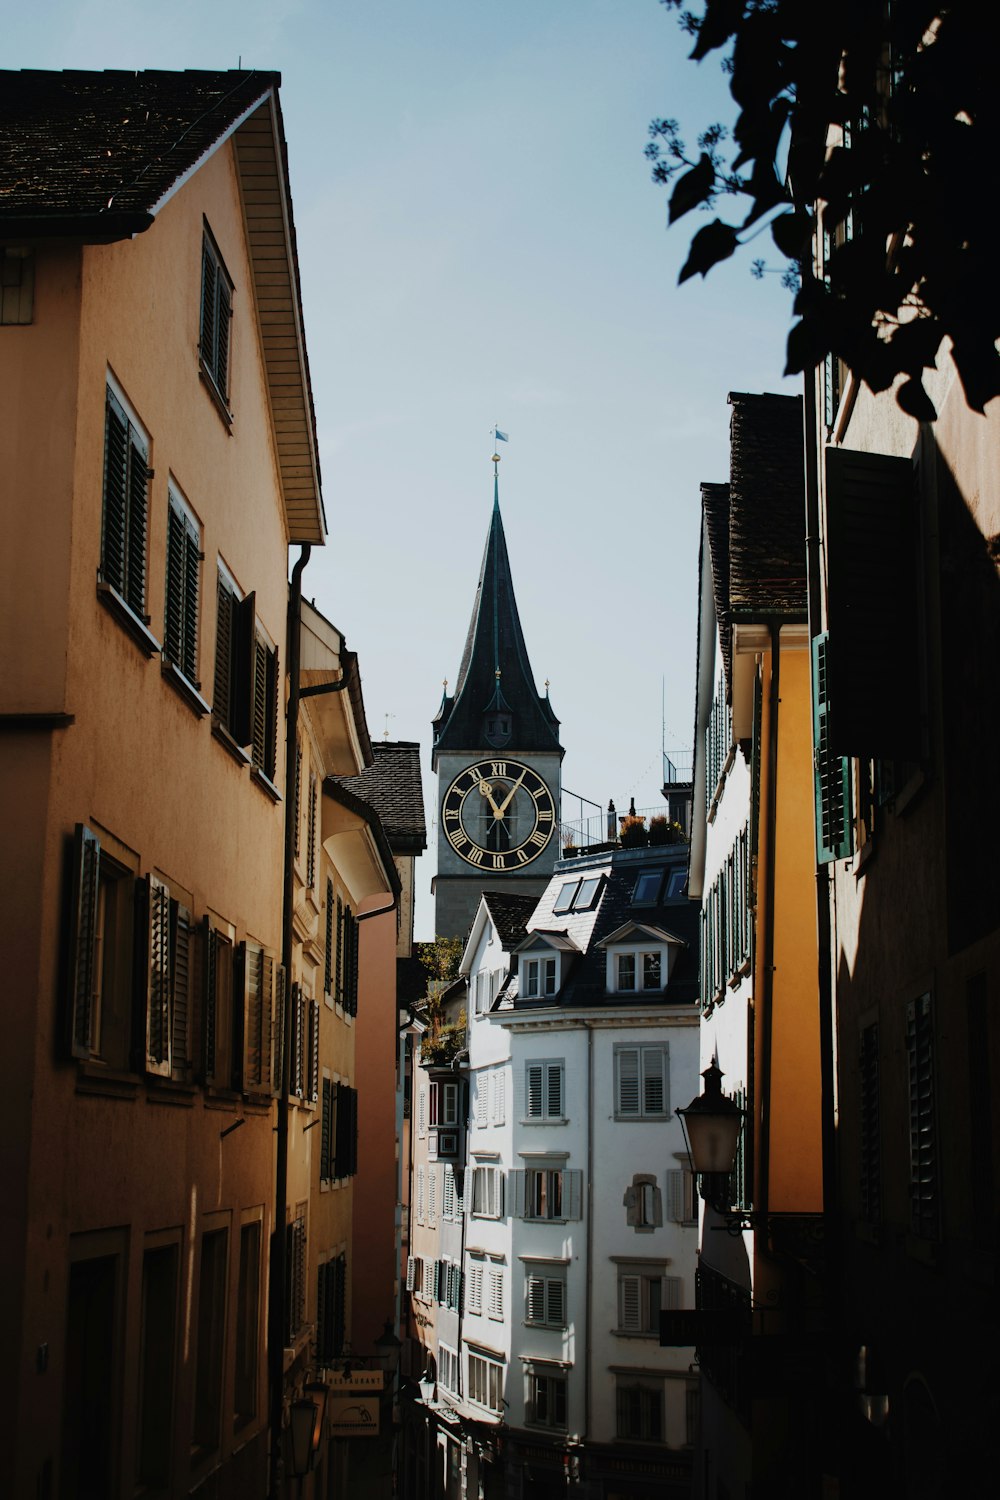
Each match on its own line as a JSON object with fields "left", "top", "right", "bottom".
{"left": 10, "top": 1, "right": 798, "bottom": 936}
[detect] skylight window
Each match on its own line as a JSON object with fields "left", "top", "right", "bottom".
{"left": 631, "top": 870, "right": 664, "bottom": 906}
{"left": 575, "top": 876, "right": 602, "bottom": 910}
{"left": 553, "top": 880, "right": 580, "bottom": 915}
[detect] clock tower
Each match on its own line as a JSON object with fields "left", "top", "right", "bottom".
{"left": 432, "top": 470, "right": 564, "bottom": 939}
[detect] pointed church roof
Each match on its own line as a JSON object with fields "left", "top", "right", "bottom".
{"left": 433, "top": 476, "right": 561, "bottom": 760}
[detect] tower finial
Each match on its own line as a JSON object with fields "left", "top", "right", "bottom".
{"left": 492, "top": 425, "right": 508, "bottom": 489}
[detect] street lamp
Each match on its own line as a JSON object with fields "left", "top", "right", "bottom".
{"left": 288, "top": 1380, "right": 329, "bottom": 1483}
{"left": 675, "top": 1060, "right": 743, "bottom": 1212}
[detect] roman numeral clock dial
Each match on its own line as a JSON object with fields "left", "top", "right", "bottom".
{"left": 442, "top": 760, "right": 556, "bottom": 871}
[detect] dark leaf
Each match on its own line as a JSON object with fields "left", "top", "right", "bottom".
{"left": 950, "top": 336, "right": 1000, "bottom": 417}
{"left": 785, "top": 317, "right": 831, "bottom": 376}
{"left": 895, "top": 378, "right": 938, "bottom": 423}
{"left": 771, "top": 210, "right": 811, "bottom": 259}
{"left": 887, "top": 318, "right": 944, "bottom": 377}
{"left": 669, "top": 152, "right": 716, "bottom": 224}
{"left": 678, "top": 219, "right": 739, "bottom": 283}
{"left": 690, "top": 0, "right": 743, "bottom": 62}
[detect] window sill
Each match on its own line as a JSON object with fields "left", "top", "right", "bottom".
{"left": 212, "top": 719, "right": 252, "bottom": 766}
{"left": 199, "top": 358, "right": 234, "bottom": 430}
{"left": 161, "top": 658, "right": 211, "bottom": 717}
{"left": 146, "top": 1075, "right": 197, "bottom": 1106}
{"left": 250, "top": 765, "right": 282, "bottom": 803}
{"left": 97, "top": 581, "right": 161, "bottom": 657}
{"left": 521, "top": 1117, "right": 569, "bottom": 1127}
{"left": 75, "top": 1061, "right": 140, "bottom": 1099}
{"left": 612, "top": 1327, "right": 660, "bottom": 1340}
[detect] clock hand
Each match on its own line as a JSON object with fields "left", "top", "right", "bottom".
{"left": 477, "top": 780, "right": 503, "bottom": 818}
{"left": 494, "top": 769, "right": 526, "bottom": 819}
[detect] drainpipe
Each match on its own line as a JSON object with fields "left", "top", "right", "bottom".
{"left": 758, "top": 624, "right": 781, "bottom": 1224}
{"left": 269, "top": 543, "right": 310, "bottom": 1500}
{"left": 584, "top": 1021, "right": 594, "bottom": 1443}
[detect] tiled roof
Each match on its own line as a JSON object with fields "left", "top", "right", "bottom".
{"left": 332, "top": 741, "right": 426, "bottom": 852}
{"left": 727, "top": 392, "right": 806, "bottom": 615}
{"left": 481, "top": 890, "right": 538, "bottom": 952}
{"left": 0, "top": 69, "right": 278, "bottom": 231}
{"left": 701, "top": 481, "right": 732, "bottom": 685}
{"left": 519, "top": 847, "right": 699, "bottom": 1009}
{"left": 397, "top": 954, "right": 430, "bottom": 1007}
{"left": 433, "top": 486, "right": 562, "bottom": 757}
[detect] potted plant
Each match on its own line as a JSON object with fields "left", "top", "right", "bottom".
{"left": 648, "top": 815, "right": 670, "bottom": 845}
{"left": 619, "top": 815, "right": 647, "bottom": 848}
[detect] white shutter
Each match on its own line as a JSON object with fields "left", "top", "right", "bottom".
{"left": 565, "top": 1169, "right": 583, "bottom": 1221}
{"left": 527, "top": 1064, "right": 542, "bottom": 1118}
{"left": 495, "top": 1070, "right": 505, "bottom": 1123}
{"left": 416, "top": 1166, "right": 425, "bottom": 1223}
{"left": 418, "top": 1086, "right": 426, "bottom": 1137}
{"left": 429, "top": 1167, "right": 437, "bottom": 1225}
{"left": 406, "top": 1256, "right": 417, "bottom": 1292}
{"left": 547, "top": 1276, "right": 565, "bottom": 1327}
{"left": 620, "top": 1274, "right": 641, "bottom": 1331}
{"left": 468, "top": 1262, "right": 483, "bottom": 1314}
{"left": 476, "top": 1075, "right": 487, "bottom": 1126}
{"left": 643, "top": 1046, "right": 667, "bottom": 1114}
{"left": 510, "top": 1169, "right": 526, "bottom": 1219}
{"left": 488, "top": 1268, "right": 503, "bottom": 1319}
{"left": 443, "top": 1170, "right": 455, "bottom": 1221}
{"left": 663, "top": 1275, "right": 683, "bottom": 1310}
{"left": 666, "top": 1169, "right": 685, "bottom": 1223}
{"left": 547, "top": 1063, "right": 563, "bottom": 1118}
{"left": 527, "top": 1274, "right": 546, "bottom": 1323}
{"left": 617, "top": 1048, "right": 640, "bottom": 1115}
{"left": 423, "top": 1261, "right": 435, "bottom": 1298}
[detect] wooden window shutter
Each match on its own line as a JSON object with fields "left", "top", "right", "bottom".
{"left": 617, "top": 1048, "right": 641, "bottom": 1115}
{"left": 527, "top": 1274, "right": 545, "bottom": 1323}
{"left": 182, "top": 522, "right": 200, "bottom": 683}
{"left": 620, "top": 1274, "right": 641, "bottom": 1331}
{"left": 213, "top": 576, "right": 233, "bottom": 723}
{"left": 335, "top": 898, "right": 344, "bottom": 1000}
{"left": 825, "top": 446, "right": 920, "bottom": 757}
{"left": 316, "top": 1262, "right": 331, "bottom": 1364}
{"left": 405, "top": 1256, "right": 417, "bottom": 1293}
{"left": 251, "top": 635, "right": 268, "bottom": 769}
{"left": 145, "top": 875, "right": 172, "bottom": 1076}
{"left": 324, "top": 882, "right": 334, "bottom": 998}
{"left": 643, "top": 1047, "right": 667, "bottom": 1115}
{"left": 201, "top": 241, "right": 217, "bottom": 365}
{"left": 308, "top": 1000, "right": 320, "bottom": 1103}
{"left": 307, "top": 772, "right": 317, "bottom": 887}
{"left": 526, "top": 1064, "right": 542, "bottom": 1118}
{"left": 244, "top": 945, "right": 263, "bottom": 1089}
{"left": 272, "top": 964, "right": 286, "bottom": 1097}
{"left": 349, "top": 1086, "right": 359, "bottom": 1176}
{"left": 813, "top": 633, "right": 854, "bottom": 862}
{"left": 566, "top": 1169, "right": 583, "bottom": 1221}
{"left": 164, "top": 504, "right": 185, "bottom": 667}
{"left": 548, "top": 1277, "right": 565, "bottom": 1325}
{"left": 265, "top": 645, "right": 279, "bottom": 781}
{"left": 509, "top": 1169, "right": 526, "bottom": 1220}
{"left": 170, "top": 901, "right": 195, "bottom": 1076}
{"left": 231, "top": 942, "right": 247, "bottom": 1093}
{"left": 321, "top": 1078, "right": 333, "bottom": 1180}
{"left": 101, "top": 391, "right": 129, "bottom": 596}
{"left": 294, "top": 746, "right": 302, "bottom": 859}
{"left": 216, "top": 276, "right": 232, "bottom": 398}
{"left": 231, "top": 591, "right": 256, "bottom": 747}
{"left": 259, "top": 953, "right": 275, "bottom": 1094}
{"left": 547, "top": 1064, "right": 563, "bottom": 1118}
{"left": 68, "top": 824, "right": 101, "bottom": 1059}
{"left": 290, "top": 984, "right": 304, "bottom": 1097}
{"left": 124, "top": 424, "right": 149, "bottom": 619}
{"left": 202, "top": 918, "right": 218, "bottom": 1083}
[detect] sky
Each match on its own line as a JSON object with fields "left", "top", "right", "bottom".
{"left": 10, "top": 0, "right": 799, "bottom": 938}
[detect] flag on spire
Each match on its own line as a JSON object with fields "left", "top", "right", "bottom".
{"left": 495, "top": 427, "right": 508, "bottom": 442}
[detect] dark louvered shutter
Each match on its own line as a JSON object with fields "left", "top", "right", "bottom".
{"left": 335, "top": 899, "right": 343, "bottom": 1000}
{"left": 333, "top": 1254, "right": 346, "bottom": 1358}
{"left": 125, "top": 429, "right": 149, "bottom": 618}
{"left": 216, "top": 276, "right": 231, "bottom": 398}
{"left": 232, "top": 592, "right": 256, "bottom": 747}
{"left": 171, "top": 901, "right": 194, "bottom": 1076}
{"left": 182, "top": 522, "right": 200, "bottom": 683}
{"left": 244, "top": 946, "right": 263, "bottom": 1090}
{"left": 316, "top": 1261, "right": 331, "bottom": 1363}
{"left": 290, "top": 984, "right": 304, "bottom": 1097}
{"left": 272, "top": 964, "right": 286, "bottom": 1097}
{"left": 348, "top": 912, "right": 359, "bottom": 1016}
{"left": 349, "top": 1087, "right": 359, "bottom": 1175}
{"left": 294, "top": 747, "right": 303, "bottom": 859}
{"left": 164, "top": 504, "right": 185, "bottom": 666}
{"left": 813, "top": 633, "right": 854, "bottom": 862}
{"left": 69, "top": 824, "right": 101, "bottom": 1059}
{"left": 101, "top": 392, "right": 128, "bottom": 595}
{"left": 213, "top": 577, "right": 233, "bottom": 725}
{"left": 145, "top": 875, "right": 172, "bottom": 1076}
{"left": 231, "top": 943, "right": 247, "bottom": 1092}
{"left": 324, "top": 880, "right": 334, "bottom": 998}
{"left": 251, "top": 635, "right": 268, "bottom": 770}
{"left": 203, "top": 919, "right": 218, "bottom": 1084}
{"left": 200, "top": 242, "right": 217, "bottom": 366}
{"left": 265, "top": 645, "right": 279, "bottom": 780}
{"left": 308, "top": 1000, "right": 320, "bottom": 1103}
{"left": 321, "top": 1077, "right": 334, "bottom": 1180}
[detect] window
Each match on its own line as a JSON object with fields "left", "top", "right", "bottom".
{"left": 553, "top": 875, "right": 603, "bottom": 913}
{"left": 615, "top": 1045, "right": 668, "bottom": 1119}
{"left": 193, "top": 1227, "right": 228, "bottom": 1454}
{"left": 213, "top": 569, "right": 253, "bottom": 746}
{"left": 487, "top": 1263, "right": 504, "bottom": 1320}
{"left": 1, "top": 246, "right": 34, "bottom": 323}
{"left": 624, "top": 1174, "right": 664, "bottom": 1231}
{"left": 666, "top": 1168, "right": 698, "bottom": 1226}
{"left": 466, "top": 1258, "right": 484, "bottom": 1315}
{"left": 439, "top": 1344, "right": 460, "bottom": 1396}
{"left": 285, "top": 1207, "right": 306, "bottom": 1344}
{"left": 616, "top": 1377, "right": 664, "bottom": 1442}
{"left": 430, "top": 1080, "right": 460, "bottom": 1126}
{"left": 514, "top": 1164, "right": 583, "bottom": 1222}
{"left": 243, "top": 944, "right": 284, "bottom": 1096}
{"left": 525, "top": 1060, "right": 564, "bottom": 1121}
{"left": 523, "top": 955, "right": 557, "bottom": 999}
{"left": 907, "top": 992, "right": 938, "bottom": 1238}
{"left": 616, "top": 950, "right": 663, "bottom": 992}
{"left": 467, "top": 1352, "right": 504, "bottom": 1414}
{"left": 336, "top": 901, "right": 359, "bottom": 1016}
{"left": 471, "top": 1165, "right": 504, "bottom": 1219}
{"left": 234, "top": 1220, "right": 261, "bottom": 1428}
{"left": 100, "top": 383, "right": 151, "bottom": 622}
{"left": 67, "top": 824, "right": 142, "bottom": 1070}
{"left": 632, "top": 870, "right": 664, "bottom": 905}
{"left": 163, "top": 486, "right": 201, "bottom": 687}
{"left": 316, "top": 1252, "right": 347, "bottom": 1365}
{"left": 616, "top": 1264, "right": 681, "bottom": 1334}
{"left": 553, "top": 880, "right": 580, "bottom": 914}
{"left": 525, "top": 1265, "right": 566, "bottom": 1328}
{"left": 526, "top": 1366, "right": 568, "bottom": 1430}
{"left": 136, "top": 1241, "right": 179, "bottom": 1489}
{"left": 200, "top": 229, "right": 233, "bottom": 405}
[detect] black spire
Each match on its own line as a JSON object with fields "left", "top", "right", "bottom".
{"left": 433, "top": 474, "right": 561, "bottom": 759}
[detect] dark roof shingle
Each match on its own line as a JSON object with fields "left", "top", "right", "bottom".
{"left": 332, "top": 741, "right": 426, "bottom": 852}
{"left": 727, "top": 392, "right": 806, "bottom": 616}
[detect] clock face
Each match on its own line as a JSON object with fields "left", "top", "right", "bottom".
{"left": 442, "top": 759, "right": 556, "bottom": 871}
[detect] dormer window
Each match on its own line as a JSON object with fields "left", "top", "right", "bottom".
{"left": 598, "top": 921, "right": 684, "bottom": 995}
{"left": 617, "top": 952, "right": 662, "bottom": 992}
{"left": 523, "top": 956, "right": 558, "bottom": 999}
{"left": 553, "top": 875, "right": 604, "bottom": 915}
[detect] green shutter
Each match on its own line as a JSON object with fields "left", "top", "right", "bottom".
{"left": 813, "top": 632, "right": 854, "bottom": 862}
